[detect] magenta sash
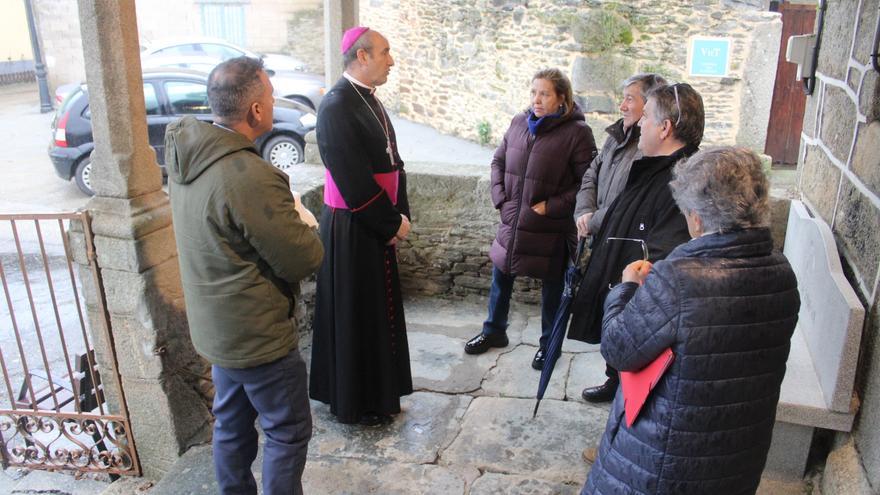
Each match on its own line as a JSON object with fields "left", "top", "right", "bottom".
{"left": 324, "top": 169, "right": 399, "bottom": 210}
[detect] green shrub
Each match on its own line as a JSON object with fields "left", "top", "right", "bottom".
{"left": 477, "top": 120, "right": 492, "bottom": 145}
{"left": 572, "top": 10, "right": 634, "bottom": 53}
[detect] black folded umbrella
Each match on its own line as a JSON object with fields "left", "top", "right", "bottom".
{"left": 533, "top": 236, "right": 648, "bottom": 417}
{"left": 533, "top": 236, "right": 588, "bottom": 417}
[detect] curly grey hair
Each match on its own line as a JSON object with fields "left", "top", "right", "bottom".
{"left": 670, "top": 147, "right": 770, "bottom": 233}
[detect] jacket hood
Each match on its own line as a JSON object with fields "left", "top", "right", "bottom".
{"left": 165, "top": 116, "right": 258, "bottom": 184}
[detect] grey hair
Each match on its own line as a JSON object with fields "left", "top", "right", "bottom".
{"left": 670, "top": 146, "right": 770, "bottom": 233}
{"left": 622, "top": 73, "right": 667, "bottom": 102}
{"left": 646, "top": 83, "right": 704, "bottom": 148}
{"left": 208, "top": 56, "right": 266, "bottom": 123}
{"left": 342, "top": 30, "right": 374, "bottom": 69}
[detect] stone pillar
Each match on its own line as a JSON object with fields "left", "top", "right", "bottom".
{"left": 74, "top": 0, "right": 212, "bottom": 479}
{"left": 323, "top": 0, "right": 358, "bottom": 86}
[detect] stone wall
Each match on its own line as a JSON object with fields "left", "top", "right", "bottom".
{"left": 361, "top": 0, "right": 781, "bottom": 151}
{"left": 286, "top": 4, "right": 327, "bottom": 73}
{"left": 32, "top": 0, "right": 84, "bottom": 94}
{"left": 795, "top": 0, "right": 880, "bottom": 492}
{"left": 296, "top": 161, "right": 545, "bottom": 304}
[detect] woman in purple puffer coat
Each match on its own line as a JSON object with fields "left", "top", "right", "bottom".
{"left": 464, "top": 68, "right": 597, "bottom": 368}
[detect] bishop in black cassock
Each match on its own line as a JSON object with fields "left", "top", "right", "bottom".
{"left": 310, "top": 28, "right": 413, "bottom": 425}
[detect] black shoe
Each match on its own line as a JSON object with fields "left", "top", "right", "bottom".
{"left": 465, "top": 333, "right": 509, "bottom": 355}
{"left": 581, "top": 377, "right": 619, "bottom": 403}
{"left": 531, "top": 348, "right": 546, "bottom": 370}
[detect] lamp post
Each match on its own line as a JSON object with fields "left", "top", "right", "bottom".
{"left": 23, "top": 0, "right": 53, "bottom": 113}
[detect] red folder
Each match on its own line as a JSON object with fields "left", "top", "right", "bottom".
{"left": 620, "top": 348, "right": 674, "bottom": 427}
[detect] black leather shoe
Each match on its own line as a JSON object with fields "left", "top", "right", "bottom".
{"left": 465, "top": 333, "right": 509, "bottom": 355}
{"left": 531, "top": 348, "right": 546, "bottom": 370}
{"left": 581, "top": 377, "right": 619, "bottom": 403}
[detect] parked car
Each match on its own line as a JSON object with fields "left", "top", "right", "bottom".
{"left": 141, "top": 37, "right": 325, "bottom": 109}
{"left": 54, "top": 82, "right": 80, "bottom": 107}
{"left": 49, "top": 68, "right": 316, "bottom": 196}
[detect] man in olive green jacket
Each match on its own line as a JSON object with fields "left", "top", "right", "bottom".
{"left": 166, "top": 57, "right": 322, "bottom": 495}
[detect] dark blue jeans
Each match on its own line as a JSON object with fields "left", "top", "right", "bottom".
{"left": 482, "top": 266, "right": 564, "bottom": 349}
{"left": 212, "top": 349, "right": 312, "bottom": 495}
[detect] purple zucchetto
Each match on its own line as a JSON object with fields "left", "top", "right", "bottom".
{"left": 341, "top": 26, "right": 370, "bottom": 54}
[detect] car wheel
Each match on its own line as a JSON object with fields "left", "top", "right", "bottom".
{"left": 263, "top": 135, "right": 304, "bottom": 172}
{"left": 74, "top": 157, "right": 95, "bottom": 196}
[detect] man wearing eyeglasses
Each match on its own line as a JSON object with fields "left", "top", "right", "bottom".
{"left": 569, "top": 83, "right": 703, "bottom": 407}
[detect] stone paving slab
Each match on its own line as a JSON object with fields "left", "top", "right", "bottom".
{"left": 469, "top": 472, "right": 581, "bottom": 495}
{"left": 410, "top": 330, "right": 500, "bottom": 393}
{"left": 521, "top": 315, "right": 601, "bottom": 354}
{"left": 0, "top": 468, "right": 110, "bottom": 495}
{"left": 441, "top": 396, "right": 604, "bottom": 485}
{"left": 304, "top": 457, "right": 469, "bottom": 494}
{"left": 141, "top": 444, "right": 217, "bottom": 494}
{"left": 309, "top": 391, "right": 471, "bottom": 464}
{"left": 566, "top": 351, "right": 614, "bottom": 403}
{"left": 480, "top": 345, "right": 571, "bottom": 400}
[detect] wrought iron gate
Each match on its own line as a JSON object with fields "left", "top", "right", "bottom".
{"left": 0, "top": 212, "right": 140, "bottom": 475}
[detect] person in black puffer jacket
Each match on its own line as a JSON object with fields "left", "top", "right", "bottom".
{"left": 582, "top": 147, "right": 800, "bottom": 495}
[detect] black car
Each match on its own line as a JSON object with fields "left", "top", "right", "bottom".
{"left": 50, "top": 68, "right": 316, "bottom": 195}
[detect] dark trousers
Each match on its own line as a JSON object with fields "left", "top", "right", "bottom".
{"left": 212, "top": 350, "right": 312, "bottom": 495}
{"left": 482, "top": 266, "right": 564, "bottom": 349}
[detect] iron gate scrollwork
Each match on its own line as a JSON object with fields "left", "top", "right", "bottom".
{"left": 0, "top": 212, "right": 140, "bottom": 476}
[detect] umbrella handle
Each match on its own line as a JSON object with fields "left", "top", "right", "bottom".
{"left": 575, "top": 236, "right": 587, "bottom": 266}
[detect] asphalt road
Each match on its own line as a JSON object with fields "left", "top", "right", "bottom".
{"left": 0, "top": 84, "right": 89, "bottom": 214}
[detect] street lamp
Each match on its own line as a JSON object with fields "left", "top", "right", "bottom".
{"left": 23, "top": 0, "right": 53, "bottom": 113}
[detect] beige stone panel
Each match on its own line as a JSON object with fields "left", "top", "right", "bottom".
{"left": 820, "top": 84, "right": 859, "bottom": 165}
{"left": 817, "top": 0, "right": 860, "bottom": 82}
{"left": 851, "top": 121, "right": 880, "bottom": 197}
{"left": 800, "top": 145, "right": 841, "bottom": 224}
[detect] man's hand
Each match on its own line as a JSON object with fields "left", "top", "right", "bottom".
{"left": 531, "top": 201, "right": 547, "bottom": 216}
{"left": 388, "top": 214, "right": 411, "bottom": 245}
{"left": 576, "top": 212, "right": 593, "bottom": 238}
{"left": 292, "top": 192, "right": 318, "bottom": 228}
{"left": 622, "top": 260, "right": 653, "bottom": 285}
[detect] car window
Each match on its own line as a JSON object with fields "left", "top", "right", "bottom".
{"left": 57, "top": 88, "right": 83, "bottom": 117}
{"left": 154, "top": 44, "right": 199, "bottom": 57}
{"left": 165, "top": 80, "right": 211, "bottom": 114}
{"left": 199, "top": 43, "right": 243, "bottom": 61}
{"left": 143, "top": 83, "right": 160, "bottom": 116}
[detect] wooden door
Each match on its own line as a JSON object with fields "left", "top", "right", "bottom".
{"left": 765, "top": 2, "right": 817, "bottom": 165}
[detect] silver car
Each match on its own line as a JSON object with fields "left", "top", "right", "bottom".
{"left": 141, "top": 37, "right": 325, "bottom": 109}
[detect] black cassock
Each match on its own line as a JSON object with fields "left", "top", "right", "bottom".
{"left": 309, "top": 77, "right": 413, "bottom": 423}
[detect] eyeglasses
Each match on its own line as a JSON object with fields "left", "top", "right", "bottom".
{"left": 605, "top": 237, "right": 649, "bottom": 261}
{"left": 672, "top": 83, "right": 682, "bottom": 127}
